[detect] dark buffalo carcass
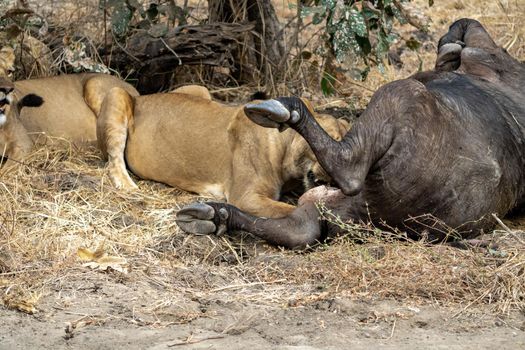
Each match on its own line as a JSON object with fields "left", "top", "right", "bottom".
{"left": 176, "top": 19, "right": 525, "bottom": 249}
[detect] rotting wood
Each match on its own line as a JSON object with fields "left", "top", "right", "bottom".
{"left": 101, "top": 22, "right": 256, "bottom": 93}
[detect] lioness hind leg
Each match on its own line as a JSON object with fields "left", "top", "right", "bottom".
{"left": 84, "top": 75, "right": 139, "bottom": 116}
{"left": 97, "top": 87, "right": 137, "bottom": 190}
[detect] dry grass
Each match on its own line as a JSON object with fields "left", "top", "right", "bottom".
{"left": 1, "top": 0, "right": 525, "bottom": 322}
{"left": 0, "top": 142, "right": 524, "bottom": 317}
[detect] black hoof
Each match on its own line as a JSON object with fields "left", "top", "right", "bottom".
{"left": 244, "top": 99, "right": 291, "bottom": 129}
{"left": 176, "top": 203, "right": 217, "bottom": 234}
{"left": 176, "top": 203, "right": 230, "bottom": 235}
{"left": 436, "top": 43, "right": 463, "bottom": 71}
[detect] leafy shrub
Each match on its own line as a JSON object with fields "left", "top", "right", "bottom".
{"left": 301, "top": 0, "right": 431, "bottom": 79}
{"left": 99, "top": 0, "right": 189, "bottom": 38}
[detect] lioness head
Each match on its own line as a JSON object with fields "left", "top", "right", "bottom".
{"left": 0, "top": 47, "right": 16, "bottom": 127}
{"left": 0, "top": 46, "right": 44, "bottom": 129}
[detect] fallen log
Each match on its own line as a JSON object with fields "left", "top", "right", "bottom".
{"left": 102, "top": 22, "right": 256, "bottom": 93}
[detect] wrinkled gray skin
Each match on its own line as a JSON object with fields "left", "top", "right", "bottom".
{"left": 177, "top": 19, "right": 525, "bottom": 249}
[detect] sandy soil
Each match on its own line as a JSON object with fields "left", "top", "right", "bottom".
{"left": 1, "top": 268, "right": 524, "bottom": 350}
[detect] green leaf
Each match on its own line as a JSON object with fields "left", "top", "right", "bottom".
{"left": 300, "top": 5, "right": 325, "bottom": 19}
{"left": 312, "top": 11, "right": 326, "bottom": 25}
{"left": 332, "top": 21, "right": 361, "bottom": 61}
{"left": 375, "top": 29, "right": 391, "bottom": 63}
{"left": 111, "top": 2, "right": 133, "bottom": 37}
{"left": 362, "top": 7, "right": 379, "bottom": 21}
{"left": 390, "top": 4, "right": 407, "bottom": 25}
{"left": 347, "top": 7, "right": 367, "bottom": 37}
{"left": 321, "top": 70, "right": 336, "bottom": 97}
{"left": 377, "top": 62, "right": 385, "bottom": 75}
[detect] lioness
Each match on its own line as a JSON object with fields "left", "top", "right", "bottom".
{"left": 1, "top": 48, "right": 349, "bottom": 218}
{"left": 0, "top": 47, "right": 45, "bottom": 167}
{"left": 0, "top": 47, "right": 139, "bottom": 164}
{"left": 97, "top": 87, "right": 350, "bottom": 218}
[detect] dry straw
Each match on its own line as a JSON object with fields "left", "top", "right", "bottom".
{"left": 1, "top": 0, "right": 525, "bottom": 320}
{"left": 0, "top": 140, "right": 524, "bottom": 317}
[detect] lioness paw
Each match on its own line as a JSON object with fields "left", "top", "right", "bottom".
{"left": 110, "top": 173, "right": 138, "bottom": 191}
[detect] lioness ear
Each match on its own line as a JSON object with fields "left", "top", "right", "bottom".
{"left": 16, "top": 94, "right": 44, "bottom": 115}
{"left": 20, "top": 94, "right": 44, "bottom": 108}
{"left": 0, "top": 47, "right": 15, "bottom": 75}
{"left": 338, "top": 118, "right": 351, "bottom": 130}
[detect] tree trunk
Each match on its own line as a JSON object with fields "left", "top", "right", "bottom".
{"left": 208, "top": 0, "right": 285, "bottom": 83}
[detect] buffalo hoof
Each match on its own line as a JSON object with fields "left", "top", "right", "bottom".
{"left": 244, "top": 99, "right": 298, "bottom": 131}
{"left": 176, "top": 202, "right": 229, "bottom": 235}
{"left": 436, "top": 42, "right": 464, "bottom": 71}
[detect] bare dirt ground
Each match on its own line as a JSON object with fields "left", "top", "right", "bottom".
{"left": 2, "top": 278, "right": 524, "bottom": 350}
{"left": 1, "top": 0, "right": 525, "bottom": 349}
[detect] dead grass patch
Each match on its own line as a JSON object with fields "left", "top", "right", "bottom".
{"left": 0, "top": 143, "right": 524, "bottom": 318}
{"left": 1, "top": 0, "right": 525, "bottom": 323}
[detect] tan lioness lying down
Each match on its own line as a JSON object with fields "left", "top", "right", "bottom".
{"left": 98, "top": 88, "right": 349, "bottom": 218}
{"left": 0, "top": 47, "right": 139, "bottom": 163}
{"left": 1, "top": 48, "right": 349, "bottom": 218}
{"left": 0, "top": 48, "right": 45, "bottom": 167}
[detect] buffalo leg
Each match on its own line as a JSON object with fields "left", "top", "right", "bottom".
{"left": 435, "top": 18, "right": 500, "bottom": 72}
{"left": 244, "top": 98, "right": 393, "bottom": 197}
{"left": 96, "top": 87, "right": 137, "bottom": 190}
{"left": 177, "top": 201, "right": 322, "bottom": 249}
{"left": 438, "top": 18, "right": 497, "bottom": 51}
{"left": 177, "top": 186, "right": 360, "bottom": 249}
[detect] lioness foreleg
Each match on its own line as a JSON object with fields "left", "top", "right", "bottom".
{"left": 229, "top": 192, "right": 296, "bottom": 218}
{"left": 0, "top": 118, "right": 33, "bottom": 169}
{"left": 97, "top": 87, "right": 137, "bottom": 190}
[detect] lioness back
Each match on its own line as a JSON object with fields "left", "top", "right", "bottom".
{"left": 125, "top": 93, "right": 238, "bottom": 197}
{"left": 14, "top": 73, "right": 137, "bottom": 144}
